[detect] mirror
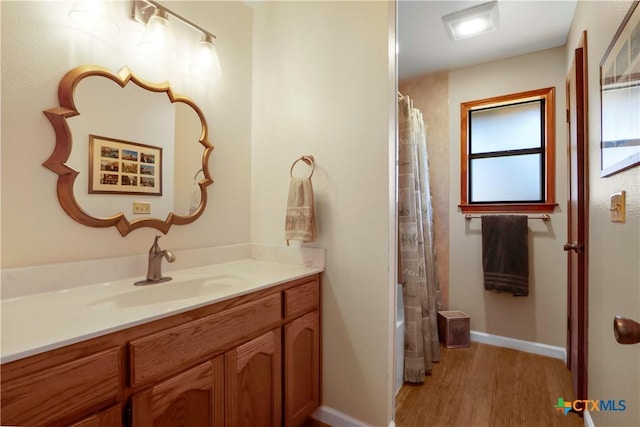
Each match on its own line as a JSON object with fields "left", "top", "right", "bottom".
{"left": 599, "top": 1, "right": 640, "bottom": 177}
{"left": 44, "top": 65, "right": 213, "bottom": 236}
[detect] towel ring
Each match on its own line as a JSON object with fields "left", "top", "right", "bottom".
{"left": 290, "top": 155, "right": 315, "bottom": 179}
{"left": 192, "top": 168, "right": 204, "bottom": 184}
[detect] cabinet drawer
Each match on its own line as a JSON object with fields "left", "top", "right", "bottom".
{"left": 130, "top": 293, "right": 281, "bottom": 386}
{"left": 284, "top": 280, "right": 319, "bottom": 319}
{"left": 0, "top": 348, "right": 120, "bottom": 426}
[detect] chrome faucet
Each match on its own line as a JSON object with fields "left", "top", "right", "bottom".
{"left": 134, "top": 235, "right": 176, "bottom": 286}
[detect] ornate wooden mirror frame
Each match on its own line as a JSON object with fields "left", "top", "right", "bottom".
{"left": 43, "top": 65, "right": 214, "bottom": 236}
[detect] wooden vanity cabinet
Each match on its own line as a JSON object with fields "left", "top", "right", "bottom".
{"left": 0, "top": 274, "right": 321, "bottom": 427}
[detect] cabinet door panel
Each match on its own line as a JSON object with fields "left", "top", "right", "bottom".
{"left": 132, "top": 357, "right": 224, "bottom": 427}
{"left": 284, "top": 311, "right": 320, "bottom": 427}
{"left": 226, "top": 329, "right": 282, "bottom": 427}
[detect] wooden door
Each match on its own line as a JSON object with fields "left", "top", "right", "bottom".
{"left": 284, "top": 311, "right": 321, "bottom": 427}
{"left": 565, "top": 31, "right": 589, "bottom": 402}
{"left": 131, "top": 357, "right": 224, "bottom": 427}
{"left": 225, "top": 329, "right": 282, "bottom": 427}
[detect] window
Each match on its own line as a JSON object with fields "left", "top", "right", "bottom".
{"left": 460, "top": 87, "right": 556, "bottom": 213}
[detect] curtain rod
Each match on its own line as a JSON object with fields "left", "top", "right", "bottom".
{"left": 464, "top": 214, "right": 551, "bottom": 221}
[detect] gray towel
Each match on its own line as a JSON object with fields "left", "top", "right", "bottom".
{"left": 481, "top": 215, "right": 529, "bottom": 296}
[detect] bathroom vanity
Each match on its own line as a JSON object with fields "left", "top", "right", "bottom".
{"left": 0, "top": 58, "right": 325, "bottom": 425}
{"left": 0, "top": 262, "right": 321, "bottom": 427}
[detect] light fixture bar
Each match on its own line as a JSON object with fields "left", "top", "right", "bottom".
{"left": 131, "top": 0, "right": 216, "bottom": 41}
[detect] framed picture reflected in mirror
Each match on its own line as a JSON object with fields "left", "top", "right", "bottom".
{"left": 89, "top": 135, "right": 163, "bottom": 195}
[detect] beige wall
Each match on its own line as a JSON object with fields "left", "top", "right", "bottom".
{"left": 448, "top": 47, "right": 569, "bottom": 348}
{"left": 566, "top": 2, "right": 640, "bottom": 425}
{"left": 251, "top": 2, "right": 394, "bottom": 425}
{"left": 399, "top": 72, "right": 450, "bottom": 309}
{"left": 1, "top": 1, "right": 253, "bottom": 268}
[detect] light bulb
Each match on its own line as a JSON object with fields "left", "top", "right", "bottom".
{"left": 189, "top": 34, "right": 222, "bottom": 78}
{"left": 138, "top": 9, "right": 175, "bottom": 56}
{"left": 454, "top": 18, "right": 491, "bottom": 38}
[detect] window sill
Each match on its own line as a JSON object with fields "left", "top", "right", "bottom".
{"left": 458, "top": 203, "right": 558, "bottom": 214}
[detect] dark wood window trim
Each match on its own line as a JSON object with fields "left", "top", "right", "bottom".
{"left": 459, "top": 87, "right": 557, "bottom": 214}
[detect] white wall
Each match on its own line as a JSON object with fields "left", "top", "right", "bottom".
{"left": 1, "top": 1, "right": 253, "bottom": 268}
{"left": 566, "top": 2, "right": 640, "bottom": 425}
{"left": 251, "top": 1, "right": 394, "bottom": 425}
{"left": 449, "top": 47, "right": 569, "bottom": 348}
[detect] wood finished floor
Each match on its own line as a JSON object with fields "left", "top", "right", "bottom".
{"left": 395, "top": 343, "right": 584, "bottom": 427}
{"left": 302, "top": 418, "right": 331, "bottom": 427}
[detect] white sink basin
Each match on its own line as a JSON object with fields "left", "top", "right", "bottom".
{"left": 89, "top": 274, "right": 244, "bottom": 308}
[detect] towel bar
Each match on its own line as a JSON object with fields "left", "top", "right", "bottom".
{"left": 464, "top": 214, "right": 550, "bottom": 221}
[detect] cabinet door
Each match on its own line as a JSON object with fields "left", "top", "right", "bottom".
{"left": 284, "top": 311, "right": 320, "bottom": 427}
{"left": 225, "top": 329, "right": 282, "bottom": 427}
{"left": 68, "top": 404, "right": 122, "bottom": 427}
{"left": 131, "top": 357, "right": 224, "bottom": 427}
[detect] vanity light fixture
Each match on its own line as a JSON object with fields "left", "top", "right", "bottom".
{"left": 131, "top": 0, "right": 221, "bottom": 78}
{"left": 69, "top": 0, "right": 120, "bottom": 35}
{"left": 442, "top": 1, "right": 499, "bottom": 41}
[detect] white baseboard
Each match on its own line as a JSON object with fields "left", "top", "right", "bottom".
{"left": 311, "top": 405, "right": 396, "bottom": 427}
{"left": 470, "top": 330, "right": 566, "bottom": 361}
{"left": 584, "top": 410, "right": 595, "bottom": 427}
{"left": 311, "top": 405, "right": 369, "bottom": 426}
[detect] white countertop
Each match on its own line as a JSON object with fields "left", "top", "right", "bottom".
{"left": 1, "top": 259, "right": 322, "bottom": 364}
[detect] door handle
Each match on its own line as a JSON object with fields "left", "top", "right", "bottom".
{"left": 613, "top": 315, "right": 640, "bottom": 344}
{"left": 563, "top": 242, "right": 581, "bottom": 252}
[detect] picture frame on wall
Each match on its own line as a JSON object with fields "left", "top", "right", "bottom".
{"left": 599, "top": 0, "right": 640, "bottom": 177}
{"left": 89, "top": 135, "right": 163, "bottom": 195}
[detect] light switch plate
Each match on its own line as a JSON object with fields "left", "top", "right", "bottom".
{"left": 133, "top": 202, "right": 151, "bottom": 215}
{"left": 610, "top": 191, "right": 625, "bottom": 223}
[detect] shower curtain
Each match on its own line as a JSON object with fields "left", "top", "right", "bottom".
{"left": 398, "top": 94, "right": 441, "bottom": 383}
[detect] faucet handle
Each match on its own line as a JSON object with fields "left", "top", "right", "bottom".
{"left": 150, "top": 235, "right": 162, "bottom": 253}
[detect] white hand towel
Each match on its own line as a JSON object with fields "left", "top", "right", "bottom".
{"left": 285, "top": 176, "right": 318, "bottom": 244}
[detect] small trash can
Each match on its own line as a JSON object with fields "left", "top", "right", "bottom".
{"left": 437, "top": 310, "right": 470, "bottom": 348}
